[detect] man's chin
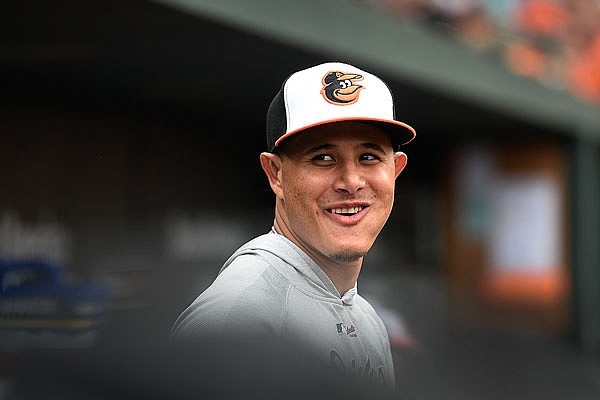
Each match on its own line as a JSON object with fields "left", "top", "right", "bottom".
{"left": 329, "top": 251, "right": 367, "bottom": 264}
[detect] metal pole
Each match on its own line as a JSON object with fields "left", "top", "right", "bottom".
{"left": 571, "top": 137, "right": 600, "bottom": 358}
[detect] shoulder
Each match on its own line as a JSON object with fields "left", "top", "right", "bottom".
{"left": 171, "top": 253, "right": 292, "bottom": 339}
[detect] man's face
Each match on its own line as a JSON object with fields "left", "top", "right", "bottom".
{"left": 262, "top": 122, "right": 407, "bottom": 265}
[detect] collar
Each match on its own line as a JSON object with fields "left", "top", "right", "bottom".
{"left": 341, "top": 283, "right": 358, "bottom": 306}
{"left": 267, "top": 229, "right": 358, "bottom": 304}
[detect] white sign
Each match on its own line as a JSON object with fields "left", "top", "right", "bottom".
{"left": 487, "top": 175, "right": 561, "bottom": 273}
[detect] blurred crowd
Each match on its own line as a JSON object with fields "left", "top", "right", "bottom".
{"left": 367, "top": 0, "right": 600, "bottom": 104}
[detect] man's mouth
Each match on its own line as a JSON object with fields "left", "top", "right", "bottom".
{"left": 327, "top": 206, "right": 365, "bottom": 216}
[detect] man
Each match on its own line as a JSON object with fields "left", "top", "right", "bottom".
{"left": 171, "top": 62, "right": 415, "bottom": 387}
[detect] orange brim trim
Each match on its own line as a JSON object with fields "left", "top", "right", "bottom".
{"left": 273, "top": 117, "right": 416, "bottom": 148}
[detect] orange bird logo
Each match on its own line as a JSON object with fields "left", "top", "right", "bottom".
{"left": 320, "top": 71, "right": 364, "bottom": 105}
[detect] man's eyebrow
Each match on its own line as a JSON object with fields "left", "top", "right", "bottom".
{"left": 361, "top": 142, "right": 386, "bottom": 153}
{"left": 305, "top": 144, "right": 335, "bottom": 154}
{"left": 303, "top": 142, "right": 387, "bottom": 155}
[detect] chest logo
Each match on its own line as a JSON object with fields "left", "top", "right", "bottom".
{"left": 330, "top": 350, "right": 387, "bottom": 385}
{"left": 336, "top": 322, "right": 357, "bottom": 337}
{"left": 321, "top": 71, "right": 364, "bottom": 105}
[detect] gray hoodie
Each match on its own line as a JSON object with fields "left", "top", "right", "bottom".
{"left": 171, "top": 233, "right": 395, "bottom": 387}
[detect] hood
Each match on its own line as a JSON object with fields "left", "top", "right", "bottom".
{"left": 219, "top": 233, "right": 346, "bottom": 302}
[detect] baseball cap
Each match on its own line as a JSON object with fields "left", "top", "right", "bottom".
{"left": 266, "top": 62, "right": 416, "bottom": 152}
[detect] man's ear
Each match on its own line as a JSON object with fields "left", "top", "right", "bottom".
{"left": 260, "top": 152, "right": 284, "bottom": 199}
{"left": 393, "top": 152, "right": 408, "bottom": 179}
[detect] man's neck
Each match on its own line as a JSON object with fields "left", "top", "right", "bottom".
{"left": 316, "top": 258, "right": 361, "bottom": 296}
{"left": 272, "top": 220, "right": 362, "bottom": 296}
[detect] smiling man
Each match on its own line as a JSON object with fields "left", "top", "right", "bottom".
{"left": 171, "top": 62, "right": 415, "bottom": 388}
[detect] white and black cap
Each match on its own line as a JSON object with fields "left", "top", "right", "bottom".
{"left": 266, "top": 62, "right": 416, "bottom": 152}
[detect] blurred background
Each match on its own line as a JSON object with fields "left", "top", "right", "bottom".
{"left": 1, "top": 0, "right": 600, "bottom": 398}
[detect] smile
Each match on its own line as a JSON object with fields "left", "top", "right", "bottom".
{"left": 328, "top": 206, "right": 364, "bottom": 216}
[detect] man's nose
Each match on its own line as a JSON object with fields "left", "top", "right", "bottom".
{"left": 333, "top": 162, "right": 365, "bottom": 194}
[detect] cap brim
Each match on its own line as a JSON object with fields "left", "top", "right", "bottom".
{"left": 273, "top": 117, "right": 416, "bottom": 150}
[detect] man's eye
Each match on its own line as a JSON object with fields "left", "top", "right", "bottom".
{"left": 312, "top": 154, "right": 334, "bottom": 162}
{"left": 360, "top": 153, "right": 380, "bottom": 161}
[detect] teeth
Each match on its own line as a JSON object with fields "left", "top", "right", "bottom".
{"left": 330, "top": 206, "right": 363, "bottom": 215}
